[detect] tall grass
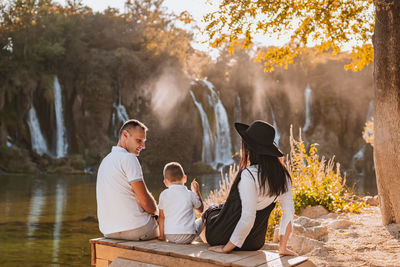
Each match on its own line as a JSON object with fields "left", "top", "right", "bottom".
{"left": 204, "top": 126, "right": 365, "bottom": 241}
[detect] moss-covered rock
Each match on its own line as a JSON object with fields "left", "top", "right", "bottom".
{"left": 0, "top": 146, "right": 38, "bottom": 173}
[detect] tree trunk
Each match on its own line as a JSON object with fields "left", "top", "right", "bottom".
{"left": 374, "top": 0, "right": 400, "bottom": 225}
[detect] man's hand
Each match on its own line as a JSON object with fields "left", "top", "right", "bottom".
{"left": 131, "top": 180, "right": 158, "bottom": 215}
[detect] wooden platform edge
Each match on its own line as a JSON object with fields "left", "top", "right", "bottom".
{"left": 90, "top": 238, "right": 315, "bottom": 267}
{"left": 91, "top": 241, "right": 96, "bottom": 265}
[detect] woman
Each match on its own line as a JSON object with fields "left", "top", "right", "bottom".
{"left": 203, "top": 120, "right": 297, "bottom": 255}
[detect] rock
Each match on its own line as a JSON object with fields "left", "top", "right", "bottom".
{"left": 299, "top": 205, "right": 329, "bottom": 219}
{"left": 294, "top": 216, "right": 321, "bottom": 227}
{"left": 287, "top": 234, "right": 325, "bottom": 254}
{"left": 308, "top": 247, "right": 329, "bottom": 257}
{"left": 320, "top": 213, "right": 339, "bottom": 220}
{"left": 328, "top": 219, "right": 353, "bottom": 229}
{"left": 293, "top": 224, "right": 329, "bottom": 241}
{"left": 363, "top": 196, "right": 379, "bottom": 206}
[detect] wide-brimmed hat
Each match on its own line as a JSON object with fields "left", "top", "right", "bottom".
{"left": 234, "top": 120, "right": 283, "bottom": 157}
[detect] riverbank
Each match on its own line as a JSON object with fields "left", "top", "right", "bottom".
{"left": 296, "top": 206, "right": 400, "bottom": 267}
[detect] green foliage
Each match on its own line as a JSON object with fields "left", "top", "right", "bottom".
{"left": 266, "top": 127, "right": 366, "bottom": 240}
{"left": 204, "top": 0, "right": 375, "bottom": 72}
{"left": 286, "top": 127, "right": 365, "bottom": 214}
{"left": 0, "top": 145, "right": 37, "bottom": 173}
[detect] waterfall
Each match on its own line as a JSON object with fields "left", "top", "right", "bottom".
{"left": 352, "top": 100, "right": 374, "bottom": 167}
{"left": 202, "top": 80, "right": 234, "bottom": 169}
{"left": 189, "top": 90, "right": 214, "bottom": 164}
{"left": 54, "top": 76, "right": 68, "bottom": 158}
{"left": 233, "top": 95, "right": 242, "bottom": 153}
{"left": 113, "top": 100, "right": 129, "bottom": 123}
{"left": 303, "top": 85, "right": 312, "bottom": 133}
{"left": 270, "top": 107, "right": 280, "bottom": 145}
{"left": 27, "top": 106, "right": 50, "bottom": 156}
{"left": 112, "top": 97, "right": 130, "bottom": 137}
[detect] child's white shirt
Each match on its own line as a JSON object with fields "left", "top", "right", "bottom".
{"left": 159, "top": 184, "right": 202, "bottom": 234}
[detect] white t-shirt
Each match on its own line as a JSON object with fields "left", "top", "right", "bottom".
{"left": 96, "top": 146, "right": 151, "bottom": 235}
{"left": 230, "top": 165, "right": 295, "bottom": 248}
{"left": 158, "top": 185, "right": 202, "bottom": 235}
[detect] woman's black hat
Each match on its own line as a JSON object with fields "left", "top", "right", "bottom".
{"left": 234, "top": 120, "right": 283, "bottom": 157}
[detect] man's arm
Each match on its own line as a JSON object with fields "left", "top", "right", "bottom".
{"left": 157, "top": 210, "right": 166, "bottom": 241}
{"left": 131, "top": 180, "right": 158, "bottom": 215}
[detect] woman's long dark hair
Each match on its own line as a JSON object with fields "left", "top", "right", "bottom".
{"left": 236, "top": 141, "right": 291, "bottom": 196}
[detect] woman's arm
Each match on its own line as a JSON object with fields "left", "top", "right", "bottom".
{"left": 277, "top": 181, "right": 297, "bottom": 256}
{"left": 278, "top": 221, "right": 298, "bottom": 256}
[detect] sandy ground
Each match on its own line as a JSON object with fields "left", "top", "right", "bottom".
{"left": 308, "top": 206, "right": 400, "bottom": 267}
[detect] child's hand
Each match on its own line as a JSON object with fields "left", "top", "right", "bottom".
{"left": 191, "top": 180, "right": 200, "bottom": 193}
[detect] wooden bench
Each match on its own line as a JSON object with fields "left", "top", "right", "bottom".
{"left": 90, "top": 238, "right": 315, "bottom": 267}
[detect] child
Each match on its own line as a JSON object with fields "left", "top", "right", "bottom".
{"left": 158, "top": 162, "right": 204, "bottom": 244}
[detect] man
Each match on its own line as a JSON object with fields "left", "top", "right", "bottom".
{"left": 96, "top": 119, "right": 158, "bottom": 240}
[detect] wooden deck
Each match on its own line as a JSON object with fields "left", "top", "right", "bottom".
{"left": 90, "top": 238, "right": 315, "bottom": 267}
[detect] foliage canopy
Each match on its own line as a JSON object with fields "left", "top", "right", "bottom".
{"left": 204, "top": 0, "right": 375, "bottom": 72}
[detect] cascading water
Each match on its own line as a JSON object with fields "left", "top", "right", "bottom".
{"left": 352, "top": 101, "right": 374, "bottom": 166}
{"left": 54, "top": 76, "right": 68, "bottom": 158}
{"left": 233, "top": 95, "right": 242, "bottom": 153}
{"left": 113, "top": 102, "right": 129, "bottom": 123}
{"left": 189, "top": 90, "right": 214, "bottom": 164}
{"left": 202, "top": 80, "right": 234, "bottom": 169}
{"left": 270, "top": 107, "right": 280, "bottom": 145}
{"left": 27, "top": 106, "right": 50, "bottom": 156}
{"left": 111, "top": 96, "right": 130, "bottom": 137}
{"left": 303, "top": 85, "right": 312, "bottom": 133}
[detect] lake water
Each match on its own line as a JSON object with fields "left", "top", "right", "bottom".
{"left": 0, "top": 173, "right": 222, "bottom": 266}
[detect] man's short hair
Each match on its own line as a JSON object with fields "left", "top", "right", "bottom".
{"left": 119, "top": 119, "right": 148, "bottom": 137}
{"left": 163, "top": 162, "right": 185, "bottom": 182}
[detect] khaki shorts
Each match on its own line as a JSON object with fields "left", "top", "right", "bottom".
{"left": 105, "top": 217, "right": 159, "bottom": 241}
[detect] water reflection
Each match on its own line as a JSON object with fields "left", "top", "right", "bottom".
{"left": 52, "top": 180, "right": 66, "bottom": 263}
{"left": 0, "top": 173, "right": 222, "bottom": 266}
{"left": 26, "top": 180, "right": 46, "bottom": 239}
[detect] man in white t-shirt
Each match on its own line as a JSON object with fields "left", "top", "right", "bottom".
{"left": 96, "top": 119, "right": 158, "bottom": 240}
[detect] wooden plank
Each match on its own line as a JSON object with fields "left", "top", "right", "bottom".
{"left": 96, "top": 258, "right": 111, "bottom": 267}
{"left": 231, "top": 251, "right": 283, "bottom": 267}
{"left": 91, "top": 242, "right": 97, "bottom": 265}
{"left": 257, "top": 255, "right": 310, "bottom": 267}
{"left": 118, "top": 240, "right": 258, "bottom": 266}
{"left": 96, "top": 244, "right": 218, "bottom": 267}
{"left": 109, "top": 257, "right": 163, "bottom": 267}
{"left": 91, "top": 238, "right": 128, "bottom": 247}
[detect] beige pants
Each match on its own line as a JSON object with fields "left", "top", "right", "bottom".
{"left": 165, "top": 218, "right": 205, "bottom": 244}
{"left": 105, "top": 217, "right": 159, "bottom": 241}
{"left": 165, "top": 234, "right": 196, "bottom": 244}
